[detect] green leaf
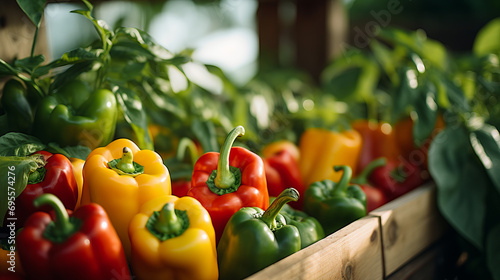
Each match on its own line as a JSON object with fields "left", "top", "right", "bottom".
{"left": 0, "top": 133, "right": 45, "bottom": 156}
{"left": 33, "top": 48, "right": 98, "bottom": 78}
{"left": 473, "top": 17, "right": 500, "bottom": 56}
{"left": 0, "top": 58, "right": 19, "bottom": 76}
{"left": 50, "top": 61, "right": 94, "bottom": 92}
{"left": 487, "top": 223, "right": 500, "bottom": 280}
{"left": 46, "top": 143, "right": 91, "bottom": 160}
{"left": 16, "top": 0, "right": 46, "bottom": 27}
{"left": 428, "top": 126, "right": 488, "bottom": 250}
{"left": 469, "top": 123, "right": 500, "bottom": 194}
{"left": 412, "top": 83, "right": 438, "bottom": 146}
{"left": 113, "top": 85, "right": 153, "bottom": 150}
{"left": 391, "top": 67, "right": 418, "bottom": 122}
{"left": 191, "top": 119, "right": 219, "bottom": 153}
{"left": 14, "top": 55, "right": 45, "bottom": 74}
{"left": 0, "top": 154, "right": 46, "bottom": 222}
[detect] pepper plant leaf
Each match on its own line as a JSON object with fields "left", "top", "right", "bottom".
{"left": 112, "top": 84, "right": 153, "bottom": 150}
{"left": 469, "top": 123, "right": 500, "bottom": 195}
{"left": 0, "top": 154, "right": 46, "bottom": 222}
{"left": 16, "top": 0, "right": 46, "bottom": 28}
{"left": 428, "top": 125, "right": 488, "bottom": 250}
{"left": 0, "top": 133, "right": 46, "bottom": 157}
{"left": 473, "top": 17, "right": 500, "bottom": 56}
{"left": 412, "top": 82, "right": 438, "bottom": 146}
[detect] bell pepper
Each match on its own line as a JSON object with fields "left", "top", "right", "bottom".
{"left": 351, "top": 157, "right": 389, "bottom": 212}
{"left": 369, "top": 157, "right": 427, "bottom": 201}
{"left": 81, "top": 138, "right": 171, "bottom": 258}
{"left": 298, "top": 127, "right": 362, "bottom": 188}
{"left": 164, "top": 138, "right": 201, "bottom": 197}
{"left": 17, "top": 194, "right": 131, "bottom": 280}
{"left": 129, "top": 195, "right": 218, "bottom": 280}
{"left": 32, "top": 79, "right": 118, "bottom": 149}
{"left": 351, "top": 120, "right": 400, "bottom": 174}
{"left": 187, "top": 126, "right": 269, "bottom": 242}
{"left": 262, "top": 140, "right": 305, "bottom": 209}
{"left": 217, "top": 188, "right": 301, "bottom": 280}
{"left": 0, "top": 79, "right": 39, "bottom": 134}
{"left": 11, "top": 150, "right": 78, "bottom": 227}
{"left": 272, "top": 197, "right": 325, "bottom": 249}
{"left": 69, "top": 157, "right": 85, "bottom": 209}
{"left": 303, "top": 165, "right": 367, "bottom": 235}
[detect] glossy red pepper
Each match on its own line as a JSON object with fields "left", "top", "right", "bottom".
{"left": 187, "top": 126, "right": 269, "bottom": 242}
{"left": 165, "top": 138, "right": 202, "bottom": 197}
{"left": 14, "top": 151, "right": 78, "bottom": 227}
{"left": 369, "top": 157, "right": 428, "bottom": 201}
{"left": 17, "top": 194, "right": 131, "bottom": 280}
{"left": 351, "top": 120, "right": 400, "bottom": 174}
{"left": 351, "top": 158, "right": 389, "bottom": 212}
{"left": 262, "top": 141, "right": 305, "bottom": 209}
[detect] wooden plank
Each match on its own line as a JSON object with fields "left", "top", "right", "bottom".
{"left": 246, "top": 216, "right": 383, "bottom": 280}
{"left": 369, "top": 183, "right": 448, "bottom": 276}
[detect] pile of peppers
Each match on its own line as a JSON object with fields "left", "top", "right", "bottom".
{"left": 1, "top": 118, "right": 431, "bottom": 279}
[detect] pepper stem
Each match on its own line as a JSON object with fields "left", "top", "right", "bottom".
{"left": 351, "top": 157, "right": 387, "bottom": 185}
{"left": 34, "top": 194, "right": 78, "bottom": 242}
{"left": 154, "top": 203, "right": 183, "bottom": 236}
{"left": 176, "top": 138, "right": 199, "bottom": 166}
{"left": 214, "top": 126, "right": 245, "bottom": 189}
{"left": 116, "top": 147, "right": 135, "bottom": 173}
{"left": 333, "top": 165, "right": 353, "bottom": 193}
{"left": 28, "top": 167, "right": 46, "bottom": 184}
{"left": 261, "top": 188, "right": 299, "bottom": 229}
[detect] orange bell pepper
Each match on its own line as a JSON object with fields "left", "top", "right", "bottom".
{"left": 129, "top": 195, "right": 218, "bottom": 280}
{"left": 69, "top": 157, "right": 85, "bottom": 209}
{"left": 81, "top": 138, "right": 171, "bottom": 259}
{"left": 298, "top": 128, "right": 362, "bottom": 187}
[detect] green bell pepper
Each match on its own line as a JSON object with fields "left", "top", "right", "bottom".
{"left": 303, "top": 165, "right": 367, "bottom": 235}
{"left": 33, "top": 80, "right": 117, "bottom": 149}
{"left": 217, "top": 188, "right": 302, "bottom": 280}
{"left": 1, "top": 79, "right": 38, "bottom": 133}
{"left": 279, "top": 202, "right": 325, "bottom": 249}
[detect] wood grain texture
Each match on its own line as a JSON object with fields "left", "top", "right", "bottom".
{"left": 246, "top": 216, "right": 383, "bottom": 280}
{"left": 369, "top": 183, "right": 449, "bottom": 276}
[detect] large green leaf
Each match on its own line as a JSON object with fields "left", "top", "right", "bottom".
{"left": 428, "top": 126, "right": 488, "bottom": 250}
{"left": 0, "top": 133, "right": 45, "bottom": 157}
{"left": 474, "top": 17, "right": 500, "bottom": 56}
{"left": 0, "top": 154, "right": 46, "bottom": 222}
{"left": 16, "top": 0, "right": 46, "bottom": 27}
{"left": 470, "top": 123, "right": 500, "bottom": 194}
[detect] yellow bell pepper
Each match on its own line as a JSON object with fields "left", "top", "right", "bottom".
{"left": 129, "top": 195, "right": 218, "bottom": 280}
{"left": 69, "top": 157, "right": 85, "bottom": 209}
{"left": 81, "top": 138, "right": 171, "bottom": 259}
{"left": 299, "top": 128, "right": 362, "bottom": 187}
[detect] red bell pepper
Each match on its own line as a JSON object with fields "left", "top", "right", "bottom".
{"left": 351, "top": 120, "right": 400, "bottom": 174}
{"left": 166, "top": 138, "right": 202, "bottom": 197}
{"left": 14, "top": 151, "right": 78, "bottom": 227}
{"left": 262, "top": 140, "right": 305, "bottom": 210}
{"left": 369, "top": 157, "right": 428, "bottom": 201}
{"left": 351, "top": 158, "right": 389, "bottom": 212}
{"left": 17, "top": 194, "right": 131, "bottom": 280}
{"left": 187, "top": 126, "right": 269, "bottom": 242}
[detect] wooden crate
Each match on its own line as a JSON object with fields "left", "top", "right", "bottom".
{"left": 246, "top": 183, "right": 448, "bottom": 279}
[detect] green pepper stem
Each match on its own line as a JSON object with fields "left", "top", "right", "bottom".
{"left": 34, "top": 194, "right": 75, "bottom": 239}
{"left": 28, "top": 167, "right": 46, "bottom": 185}
{"left": 116, "top": 147, "right": 135, "bottom": 173}
{"left": 333, "top": 165, "right": 353, "bottom": 193}
{"left": 261, "top": 188, "right": 299, "bottom": 229}
{"left": 351, "top": 157, "right": 387, "bottom": 185}
{"left": 214, "top": 126, "right": 245, "bottom": 189}
{"left": 154, "top": 203, "right": 183, "bottom": 236}
{"left": 176, "top": 138, "right": 199, "bottom": 166}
